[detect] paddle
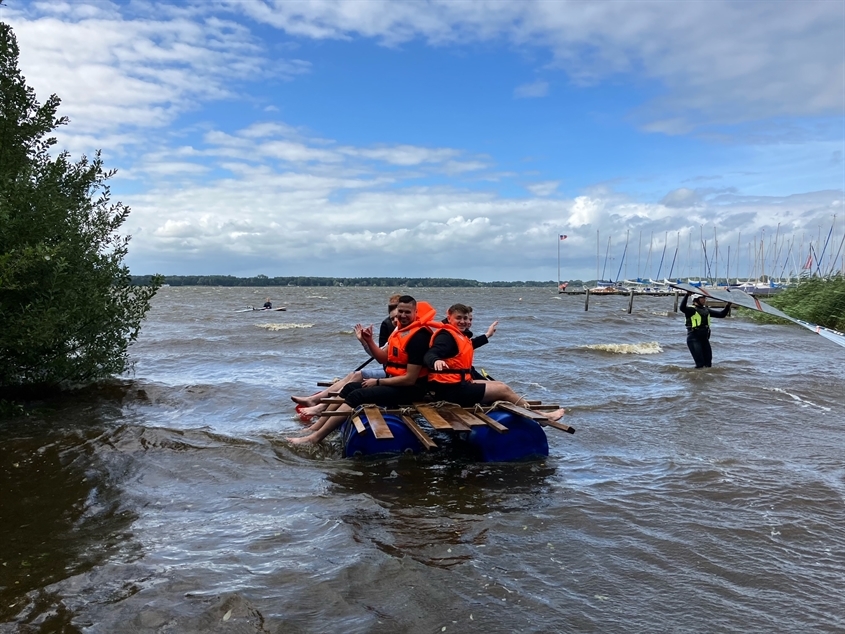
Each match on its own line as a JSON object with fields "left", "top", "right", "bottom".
{"left": 354, "top": 356, "right": 376, "bottom": 372}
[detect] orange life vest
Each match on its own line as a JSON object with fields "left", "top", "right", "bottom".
{"left": 384, "top": 301, "right": 436, "bottom": 379}
{"left": 427, "top": 322, "right": 474, "bottom": 384}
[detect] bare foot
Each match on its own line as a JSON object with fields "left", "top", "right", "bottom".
{"left": 287, "top": 435, "right": 315, "bottom": 445}
{"left": 291, "top": 395, "right": 319, "bottom": 407}
{"left": 300, "top": 404, "right": 327, "bottom": 417}
{"left": 543, "top": 408, "right": 565, "bottom": 422}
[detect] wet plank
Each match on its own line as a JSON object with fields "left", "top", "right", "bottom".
{"left": 413, "top": 403, "right": 455, "bottom": 430}
{"left": 495, "top": 402, "right": 575, "bottom": 434}
{"left": 363, "top": 406, "right": 394, "bottom": 439}
{"left": 401, "top": 416, "right": 437, "bottom": 449}
{"left": 443, "top": 405, "right": 486, "bottom": 427}
{"left": 438, "top": 408, "right": 472, "bottom": 431}
{"left": 320, "top": 397, "right": 346, "bottom": 404}
{"left": 351, "top": 415, "right": 366, "bottom": 434}
{"left": 470, "top": 411, "right": 509, "bottom": 434}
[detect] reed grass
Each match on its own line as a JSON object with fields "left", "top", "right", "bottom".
{"left": 737, "top": 276, "right": 845, "bottom": 331}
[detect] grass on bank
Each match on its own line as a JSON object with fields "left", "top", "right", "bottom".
{"left": 735, "top": 276, "right": 845, "bottom": 332}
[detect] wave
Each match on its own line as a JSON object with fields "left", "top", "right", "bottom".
{"left": 255, "top": 323, "right": 314, "bottom": 331}
{"left": 764, "top": 387, "right": 832, "bottom": 412}
{"left": 582, "top": 341, "right": 663, "bottom": 355}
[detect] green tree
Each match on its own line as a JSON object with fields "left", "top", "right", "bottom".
{"left": 0, "top": 22, "right": 161, "bottom": 392}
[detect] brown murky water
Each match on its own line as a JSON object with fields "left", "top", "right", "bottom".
{"left": 2, "top": 286, "right": 844, "bottom": 633}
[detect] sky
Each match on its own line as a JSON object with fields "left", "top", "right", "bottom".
{"left": 3, "top": 0, "right": 844, "bottom": 282}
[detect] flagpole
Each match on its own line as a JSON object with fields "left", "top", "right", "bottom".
{"left": 557, "top": 234, "right": 561, "bottom": 289}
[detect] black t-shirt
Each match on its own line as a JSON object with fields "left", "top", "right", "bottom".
{"left": 403, "top": 327, "right": 431, "bottom": 367}
{"left": 378, "top": 316, "right": 395, "bottom": 348}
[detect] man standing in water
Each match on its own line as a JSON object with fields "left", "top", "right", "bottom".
{"left": 679, "top": 292, "right": 732, "bottom": 368}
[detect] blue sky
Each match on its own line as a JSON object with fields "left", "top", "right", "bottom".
{"left": 4, "top": 0, "right": 844, "bottom": 281}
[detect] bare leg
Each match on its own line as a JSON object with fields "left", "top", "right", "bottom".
{"left": 288, "top": 404, "right": 352, "bottom": 444}
{"left": 291, "top": 371, "right": 363, "bottom": 417}
{"left": 477, "top": 380, "right": 565, "bottom": 422}
{"left": 291, "top": 371, "right": 362, "bottom": 408}
{"left": 304, "top": 402, "right": 343, "bottom": 432}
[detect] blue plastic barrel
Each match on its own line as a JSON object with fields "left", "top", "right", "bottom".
{"left": 341, "top": 412, "right": 424, "bottom": 458}
{"left": 465, "top": 410, "right": 549, "bottom": 462}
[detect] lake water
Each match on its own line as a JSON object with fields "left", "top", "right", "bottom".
{"left": 2, "top": 286, "right": 844, "bottom": 633}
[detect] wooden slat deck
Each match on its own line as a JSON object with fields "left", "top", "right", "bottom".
{"left": 363, "top": 406, "right": 394, "bottom": 439}
{"left": 351, "top": 415, "right": 366, "bottom": 434}
{"left": 442, "top": 405, "right": 486, "bottom": 428}
{"left": 413, "top": 403, "right": 455, "bottom": 430}
{"left": 494, "top": 402, "right": 575, "bottom": 434}
{"left": 470, "top": 410, "right": 509, "bottom": 433}
{"left": 401, "top": 415, "right": 437, "bottom": 449}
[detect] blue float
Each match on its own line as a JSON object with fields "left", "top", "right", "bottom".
{"left": 340, "top": 408, "right": 549, "bottom": 462}
{"left": 464, "top": 410, "right": 549, "bottom": 462}
{"left": 340, "top": 412, "right": 424, "bottom": 458}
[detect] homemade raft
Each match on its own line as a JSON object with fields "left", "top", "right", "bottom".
{"left": 312, "top": 393, "right": 574, "bottom": 461}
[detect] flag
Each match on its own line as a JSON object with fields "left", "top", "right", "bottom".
{"left": 560, "top": 234, "right": 567, "bottom": 240}
{"left": 803, "top": 253, "right": 813, "bottom": 269}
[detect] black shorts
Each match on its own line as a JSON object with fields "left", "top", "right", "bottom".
{"left": 428, "top": 381, "right": 487, "bottom": 407}
{"left": 342, "top": 382, "right": 429, "bottom": 408}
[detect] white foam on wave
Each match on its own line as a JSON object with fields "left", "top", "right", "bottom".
{"left": 255, "top": 323, "right": 314, "bottom": 331}
{"left": 583, "top": 341, "right": 663, "bottom": 355}
{"left": 765, "top": 387, "right": 831, "bottom": 412}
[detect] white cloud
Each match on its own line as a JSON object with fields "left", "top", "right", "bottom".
{"left": 4, "top": 2, "right": 308, "bottom": 146}
{"left": 526, "top": 180, "right": 559, "bottom": 196}
{"left": 514, "top": 80, "right": 548, "bottom": 99}
{"left": 225, "top": 0, "right": 843, "bottom": 130}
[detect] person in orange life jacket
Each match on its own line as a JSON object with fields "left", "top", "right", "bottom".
{"left": 464, "top": 307, "right": 498, "bottom": 379}
{"left": 424, "top": 304, "right": 566, "bottom": 422}
{"left": 679, "top": 292, "right": 731, "bottom": 368}
{"left": 290, "top": 295, "right": 402, "bottom": 417}
{"left": 287, "top": 295, "right": 434, "bottom": 445}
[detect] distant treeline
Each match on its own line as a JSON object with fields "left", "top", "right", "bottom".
{"left": 130, "top": 275, "right": 568, "bottom": 288}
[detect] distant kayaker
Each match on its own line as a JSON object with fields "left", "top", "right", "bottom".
{"left": 263, "top": 298, "right": 272, "bottom": 309}
{"left": 680, "top": 292, "right": 732, "bottom": 368}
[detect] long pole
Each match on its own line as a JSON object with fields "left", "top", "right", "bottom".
{"left": 557, "top": 234, "right": 560, "bottom": 288}
{"left": 655, "top": 231, "right": 668, "bottom": 281}
{"left": 615, "top": 230, "right": 629, "bottom": 283}
{"left": 596, "top": 230, "right": 600, "bottom": 283}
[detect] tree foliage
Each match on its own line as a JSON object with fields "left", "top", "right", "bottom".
{"left": 0, "top": 23, "right": 161, "bottom": 392}
{"left": 130, "top": 275, "right": 559, "bottom": 288}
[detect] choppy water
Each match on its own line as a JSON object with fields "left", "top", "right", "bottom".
{"left": 2, "top": 286, "right": 844, "bottom": 633}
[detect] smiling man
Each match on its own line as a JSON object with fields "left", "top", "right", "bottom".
{"left": 288, "top": 295, "right": 435, "bottom": 445}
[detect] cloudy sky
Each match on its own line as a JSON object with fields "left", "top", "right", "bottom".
{"left": 4, "top": 0, "right": 844, "bottom": 281}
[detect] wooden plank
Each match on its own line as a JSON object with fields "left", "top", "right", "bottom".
{"left": 443, "top": 405, "right": 486, "bottom": 427}
{"left": 316, "top": 381, "right": 334, "bottom": 387}
{"left": 530, "top": 404, "right": 562, "bottom": 411}
{"left": 438, "top": 408, "right": 472, "bottom": 431}
{"left": 495, "top": 401, "right": 575, "bottom": 434}
{"left": 494, "top": 401, "right": 547, "bottom": 421}
{"left": 525, "top": 400, "right": 542, "bottom": 405}
{"left": 363, "top": 407, "right": 394, "bottom": 440}
{"left": 319, "top": 397, "right": 346, "bottom": 404}
{"left": 470, "top": 411, "right": 509, "bottom": 434}
{"left": 543, "top": 419, "right": 576, "bottom": 435}
{"left": 351, "top": 415, "right": 366, "bottom": 434}
{"left": 413, "top": 403, "right": 454, "bottom": 430}
{"left": 400, "top": 416, "right": 437, "bottom": 450}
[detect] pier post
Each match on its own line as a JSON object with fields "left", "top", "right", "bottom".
{"left": 627, "top": 289, "right": 634, "bottom": 314}
{"left": 584, "top": 289, "right": 590, "bottom": 311}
